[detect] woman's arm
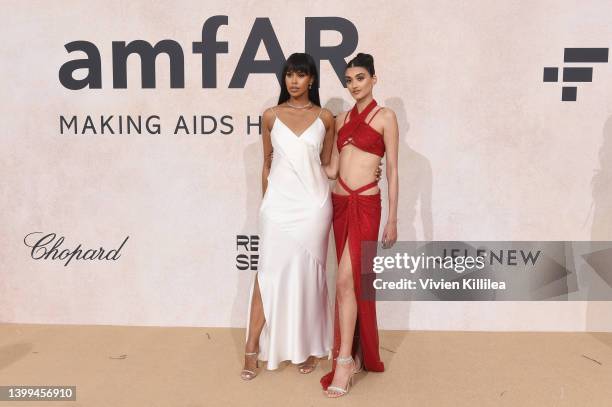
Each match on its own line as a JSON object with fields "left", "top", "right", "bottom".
{"left": 261, "top": 108, "right": 274, "bottom": 197}
{"left": 381, "top": 108, "right": 399, "bottom": 248}
{"left": 319, "top": 108, "right": 334, "bottom": 167}
{"left": 322, "top": 111, "right": 345, "bottom": 180}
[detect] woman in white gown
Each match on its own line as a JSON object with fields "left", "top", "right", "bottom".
{"left": 241, "top": 53, "right": 335, "bottom": 379}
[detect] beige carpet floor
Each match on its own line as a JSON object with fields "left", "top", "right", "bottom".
{"left": 1, "top": 324, "right": 611, "bottom": 406}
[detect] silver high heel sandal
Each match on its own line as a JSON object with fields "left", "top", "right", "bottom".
{"left": 354, "top": 352, "right": 363, "bottom": 374}
{"left": 298, "top": 356, "right": 318, "bottom": 374}
{"left": 325, "top": 355, "right": 357, "bottom": 398}
{"left": 241, "top": 352, "right": 259, "bottom": 381}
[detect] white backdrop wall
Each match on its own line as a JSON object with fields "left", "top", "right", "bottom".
{"left": 2, "top": 0, "right": 612, "bottom": 331}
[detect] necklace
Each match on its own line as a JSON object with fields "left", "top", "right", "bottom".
{"left": 286, "top": 101, "right": 312, "bottom": 109}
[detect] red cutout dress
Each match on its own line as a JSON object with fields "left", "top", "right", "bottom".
{"left": 320, "top": 99, "right": 385, "bottom": 390}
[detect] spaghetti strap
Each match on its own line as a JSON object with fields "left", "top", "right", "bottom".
{"left": 270, "top": 106, "right": 278, "bottom": 129}
{"left": 367, "top": 107, "right": 383, "bottom": 124}
{"left": 317, "top": 107, "right": 323, "bottom": 118}
{"left": 343, "top": 110, "right": 351, "bottom": 125}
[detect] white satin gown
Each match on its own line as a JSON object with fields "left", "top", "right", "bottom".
{"left": 246, "top": 108, "right": 333, "bottom": 370}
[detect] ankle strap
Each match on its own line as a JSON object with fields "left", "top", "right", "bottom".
{"left": 336, "top": 355, "right": 353, "bottom": 365}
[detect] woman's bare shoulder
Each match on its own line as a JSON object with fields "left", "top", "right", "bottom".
{"left": 315, "top": 107, "right": 332, "bottom": 129}
{"left": 262, "top": 106, "right": 278, "bottom": 120}
{"left": 318, "top": 107, "right": 333, "bottom": 119}
{"left": 378, "top": 106, "right": 397, "bottom": 121}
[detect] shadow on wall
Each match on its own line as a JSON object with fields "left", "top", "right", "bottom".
{"left": 384, "top": 97, "right": 433, "bottom": 241}
{"left": 590, "top": 115, "right": 612, "bottom": 240}
{"left": 587, "top": 114, "right": 612, "bottom": 339}
{"left": 371, "top": 97, "right": 433, "bottom": 341}
{"left": 229, "top": 96, "right": 277, "bottom": 361}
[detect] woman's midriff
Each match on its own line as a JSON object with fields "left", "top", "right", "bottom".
{"left": 333, "top": 145, "right": 382, "bottom": 195}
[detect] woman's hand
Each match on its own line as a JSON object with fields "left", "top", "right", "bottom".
{"left": 382, "top": 221, "right": 397, "bottom": 249}
{"left": 323, "top": 163, "right": 338, "bottom": 180}
{"left": 375, "top": 161, "right": 383, "bottom": 181}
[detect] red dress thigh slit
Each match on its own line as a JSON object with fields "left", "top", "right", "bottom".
{"left": 320, "top": 176, "right": 385, "bottom": 390}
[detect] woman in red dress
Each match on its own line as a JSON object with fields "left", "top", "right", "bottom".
{"left": 321, "top": 53, "right": 399, "bottom": 397}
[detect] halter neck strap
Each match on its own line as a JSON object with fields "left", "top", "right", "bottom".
{"left": 340, "top": 99, "right": 378, "bottom": 137}
{"left": 348, "top": 99, "right": 378, "bottom": 123}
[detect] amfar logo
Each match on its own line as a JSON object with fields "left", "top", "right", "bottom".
{"left": 543, "top": 47, "right": 609, "bottom": 101}
{"left": 58, "top": 16, "right": 358, "bottom": 90}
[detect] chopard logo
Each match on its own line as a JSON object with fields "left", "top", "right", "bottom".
{"left": 24, "top": 232, "right": 129, "bottom": 267}
{"left": 543, "top": 47, "right": 609, "bottom": 101}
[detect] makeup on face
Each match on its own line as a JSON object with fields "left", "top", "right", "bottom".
{"left": 345, "top": 68, "right": 373, "bottom": 98}
{"left": 286, "top": 70, "right": 311, "bottom": 94}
